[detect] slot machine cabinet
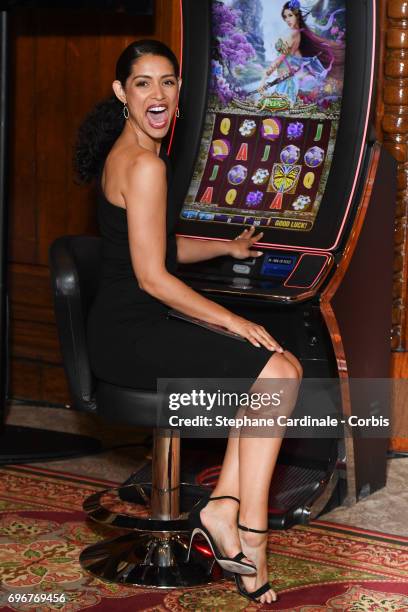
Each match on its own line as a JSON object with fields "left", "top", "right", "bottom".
{"left": 169, "top": 0, "right": 397, "bottom": 524}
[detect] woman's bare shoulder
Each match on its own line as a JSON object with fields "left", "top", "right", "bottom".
{"left": 280, "top": 29, "right": 301, "bottom": 51}
{"left": 102, "top": 143, "right": 166, "bottom": 207}
{"left": 124, "top": 149, "right": 166, "bottom": 193}
{"left": 104, "top": 144, "right": 166, "bottom": 193}
{"left": 106, "top": 143, "right": 164, "bottom": 175}
{"left": 287, "top": 29, "right": 301, "bottom": 47}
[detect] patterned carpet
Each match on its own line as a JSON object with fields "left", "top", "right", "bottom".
{"left": 0, "top": 464, "right": 407, "bottom": 611}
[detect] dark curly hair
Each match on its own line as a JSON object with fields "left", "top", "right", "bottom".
{"left": 75, "top": 39, "right": 179, "bottom": 183}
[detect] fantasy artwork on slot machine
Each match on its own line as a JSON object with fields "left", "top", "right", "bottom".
{"left": 169, "top": 0, "right": 397, "bottom": 527}
{"left": 183, "top": 0, "right": 345, "bottom": 240}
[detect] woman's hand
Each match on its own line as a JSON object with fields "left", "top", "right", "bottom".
{"left": 226, "top": 315, "right": 284, "bottom": 352}
{"left": 229, "top": 227, "right": 264, "bottom": 260}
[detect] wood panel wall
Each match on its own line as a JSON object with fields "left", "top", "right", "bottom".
{"left": 8, "top": 1, "right": 181, "bottom": 404}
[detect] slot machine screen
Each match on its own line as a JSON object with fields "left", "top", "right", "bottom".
{"left": 179, "top": 0, "right": 346, "bottom": 235}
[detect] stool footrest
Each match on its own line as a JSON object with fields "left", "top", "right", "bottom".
{"left": 83, "top": 482, "right": 210, "bottom": 532}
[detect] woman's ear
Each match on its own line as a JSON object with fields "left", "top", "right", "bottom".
{"left": 112, "top": 80, "right": 126, "bottom": 104}
{"left": 178, "top": 78, "right": 182, "bottom": 93}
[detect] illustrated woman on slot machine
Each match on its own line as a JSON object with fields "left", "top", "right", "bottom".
{"left": 259, "top": 0, "right": 345, "bottom": 107}
{"left": 77, "top": 39, "right": 302, "bottom": 605}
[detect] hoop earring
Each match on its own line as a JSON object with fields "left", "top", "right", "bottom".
{"left": 123, "top": 104, "right": 129, "bottom": 120}
{"left": 176, "top": 107, "right": 180, "bottom": 118}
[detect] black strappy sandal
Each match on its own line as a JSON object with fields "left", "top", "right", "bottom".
{"left": 234, "top": 574, "right": 275, "bottom": 603}
{"left": 234, "top": 523, "right": 277, "bottom": 603}
{"left": 187, "top": 496, "right": 257, "bottom": 575}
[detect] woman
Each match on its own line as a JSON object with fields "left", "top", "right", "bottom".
{"left": 260, "top": 0, "right": 344, "bottom": 106}
{"left": 77, "top": 39, "right": 302, "bottom": 605}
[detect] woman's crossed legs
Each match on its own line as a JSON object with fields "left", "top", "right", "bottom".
{"left": 199, "top": 350, "right": 303, "bottom": 604}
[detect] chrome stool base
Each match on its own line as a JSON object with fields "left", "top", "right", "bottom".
{"left": 79, "top": 532, "right": 221, "bottom": 587}
{"left": 83, "top": 482, "right": 208, "bottom": 531}
{"left": 81, "top": 431, "right": 217, "bottom": 587}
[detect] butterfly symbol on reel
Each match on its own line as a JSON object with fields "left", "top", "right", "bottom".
{"left": 269, "top": 164, "right": 301, "bottom": 210}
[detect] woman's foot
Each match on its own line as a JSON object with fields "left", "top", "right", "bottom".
{"left": 199, "top": 497, "right": 254, "bottom": 568}
{"left": 238, "top": 528, "right": 277, "bottom": 604}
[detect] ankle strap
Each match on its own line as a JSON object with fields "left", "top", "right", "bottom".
{"left": 209, "top": 495, "right": 240, "bottom": 504}
{"left": 238, "top": 522, "right": 268, "bottom": 534}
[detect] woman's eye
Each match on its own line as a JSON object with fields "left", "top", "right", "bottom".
{"left": 164, "top": 80, "right": 176, "bottom": 86}
{"left": 136, "top": 81, "right": 149, "bottom": 87}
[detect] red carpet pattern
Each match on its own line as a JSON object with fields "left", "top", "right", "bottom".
{"left": 0, "top": 465, "right": 407, "bottom": 611}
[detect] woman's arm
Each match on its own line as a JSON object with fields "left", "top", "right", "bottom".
{"left": 265, "top": 53, "right": 286, "bottom": 77}
{"left": 176, "top": 228, "right": 264, "bottom": 264}
{"left": 176, "top": 237, "right": 229, "bottom": 263}
{"left": 122, "top": 154, "right": 282, "bottom": 352}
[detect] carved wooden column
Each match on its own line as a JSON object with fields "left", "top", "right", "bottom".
{"left": 380, "top": 0, "right": 408, "bottom": 350}
{"left": 379, "top": 0, "right": 408, "bottom": 450}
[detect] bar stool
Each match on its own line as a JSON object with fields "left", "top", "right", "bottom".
{"left": 49, "top": 235, "right": 220, "bottom": 587}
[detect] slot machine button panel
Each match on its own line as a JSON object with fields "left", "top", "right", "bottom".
{"left": 261, "top": 253, "right": 298, "bottom": 278}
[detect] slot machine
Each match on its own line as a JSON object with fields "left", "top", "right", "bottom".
{"left": 169, "top": 0, "right": 397, "bottom": 526}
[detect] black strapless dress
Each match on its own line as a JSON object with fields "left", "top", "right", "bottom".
{"left": 87, "top": 151, "right": 272, "bottom": 390}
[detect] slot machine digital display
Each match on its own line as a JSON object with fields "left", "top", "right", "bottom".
{"left": 181, "top": 0, "right": 346, "bottom": 238}
{"left": 170, "top": 0, "right": 397, "bottom": 524}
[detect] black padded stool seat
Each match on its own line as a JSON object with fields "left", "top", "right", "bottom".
{"left": 96, "top": 382, "right": 160, "bottom": 428}
{"left": 49, "top": 236, "right": 217, "bottom": 587}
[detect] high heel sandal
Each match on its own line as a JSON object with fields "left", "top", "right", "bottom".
{"left": 234, "top": 523, "right": 276, "bottom": 603}
{"left": 187, "top": 496, "right": 257, "bottom": 575}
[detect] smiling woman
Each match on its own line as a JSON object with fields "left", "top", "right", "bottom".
{"left": 75, "top": 40, "right": 180, "bottom": 183}
{"left": 75, "top": 38, "right": 303, "bottom": 605}
{"left": 112, "top": 52, "right": 179, "bottom": 146}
